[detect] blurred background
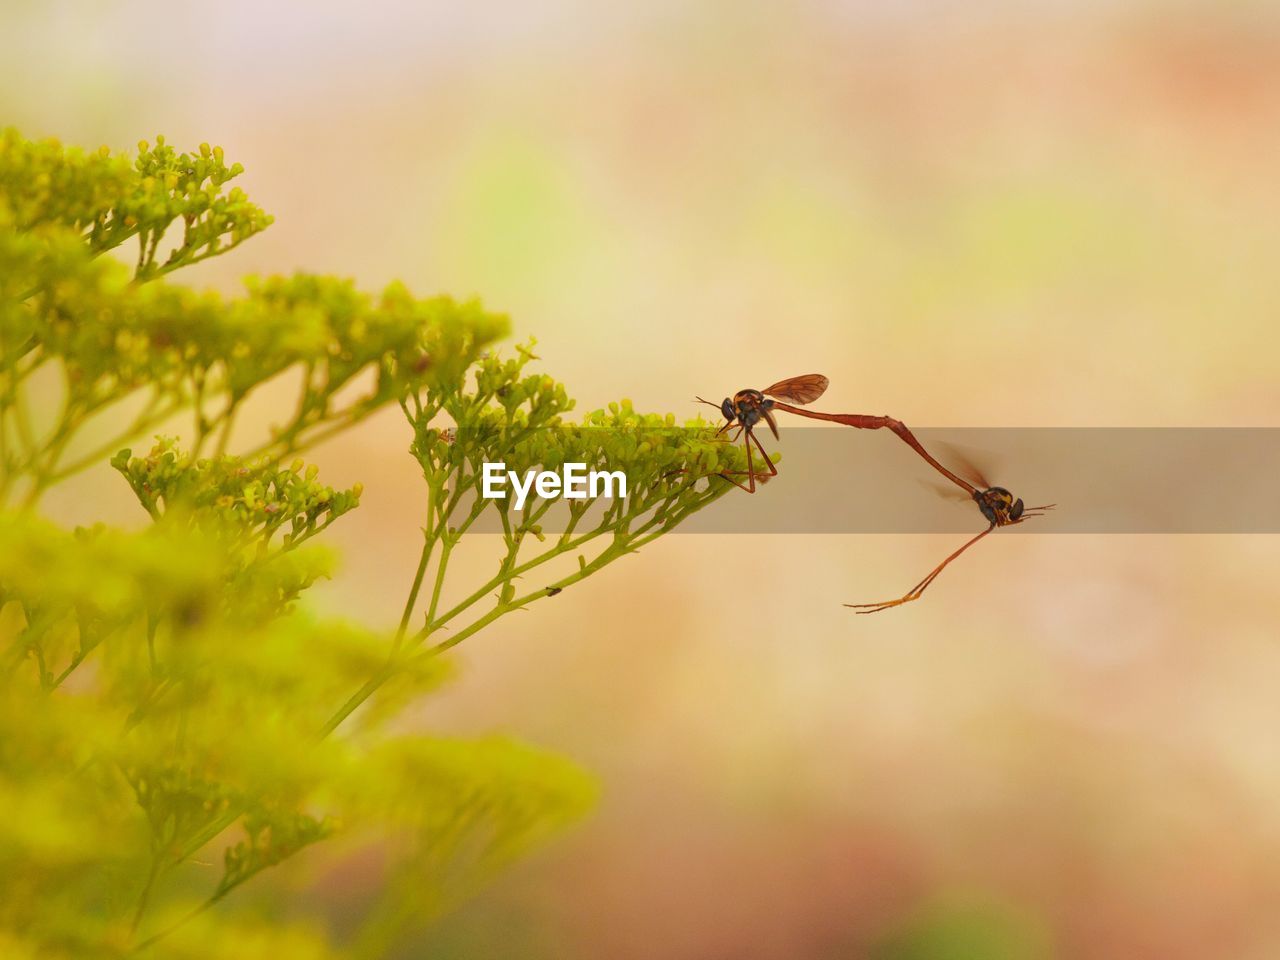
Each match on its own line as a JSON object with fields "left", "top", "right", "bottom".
{"left": 5, "top": 1, "right": 1280, "bottom": 956}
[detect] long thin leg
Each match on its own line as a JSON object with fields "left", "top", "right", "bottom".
{"left": 718, "top": 426, "right": 782, "bottom": 492}
{"left": 674, "top": 424, "right": 777, "bottom": 494}
{"left": 770, "top": 402, "right": 975, "bottom": 496}
{"left": 741, "top": 427, "right": 756, "bottom": 492}
{"left": 846, "top": 524, "right": 996, "bottom": 614}
{"left": 714, "top": 426, "right": 757, "bottom": 493}
{"left": 672, "top": 424, "right": 758, "bottom": 492}
{"left": 748, "top": 429, "right": 778, "bottom": 479}
{"left": 711, "top": 424, "right": 786, "bottom": 493}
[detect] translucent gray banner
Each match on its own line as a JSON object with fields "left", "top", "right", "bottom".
{"left": 438, "top": 428, "right": 1280, "bottom": 533}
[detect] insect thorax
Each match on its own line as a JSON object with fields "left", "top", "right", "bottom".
{"left": 731, "top": 390, "right": 771, "bottom": 428}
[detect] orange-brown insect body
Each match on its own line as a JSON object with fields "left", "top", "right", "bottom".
{"left": 720, "top": 388, "right": 776, "bottom": 436}
{"left": 693, "top": 374, "right": 830, "bottom": 493}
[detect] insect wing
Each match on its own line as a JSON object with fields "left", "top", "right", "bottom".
{"left": 762, "top": 408, "right": 780, "bottom": 440}
{"left": 936, "top": 441, "right": 997, "bottom": 491}
{"left": 916, "top": 478, "right": 973, "bottom": 503}
{"left": 761, "top": 373, "right": 829, "bottom": 405}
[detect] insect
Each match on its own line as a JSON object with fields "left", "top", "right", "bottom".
{"left": 693, "top": 374, "right": 830, "bottom": 492}
{"left": 696, "top": 376, "right": 983, "bottom": 496}
{"left": 846, "top": 447, "right": 1054, "bottom": 614}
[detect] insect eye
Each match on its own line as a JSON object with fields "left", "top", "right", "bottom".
{"left": 720, "top": 399, "right": 735, "bottom": 421}
{"left": 1010, "top": 499, "right": 1024, "bottom": 521}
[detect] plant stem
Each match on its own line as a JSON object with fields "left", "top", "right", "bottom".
{"left": 423, "top": 538, "right": 453, "bottom": 626}
{"left": 129, "top": 882, "right": 233, "bottom": 955}
{"left": 317, "top": 662, "right": 398, "bottom": 739}
{"left": 213, "top": 400, "right": 239, "bottom": 457}
{"left": 44, "top": 397, "right": 180, "bottom": 483}
{"left": 394, "top": 536, "right": 434, "bottom": 653}
{"left": 129, "top": 855, "right": 161, "bottom": 936}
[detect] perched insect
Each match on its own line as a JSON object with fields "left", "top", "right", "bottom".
{"left": 693, "top": 374, "right": 830, "bottom": 492}
{"left": 695, "top": 375, "right": 984, "bottom": 496}
{"left": 847, "top": 447, "right": 1054, "bottom": 614}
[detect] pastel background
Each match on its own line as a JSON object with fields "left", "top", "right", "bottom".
{"left": 5, "top": 2, "right": 1280, "bottom": 957}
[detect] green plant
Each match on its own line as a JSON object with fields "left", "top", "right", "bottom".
{"left": 0, "top": 129, "right": 751, "bottom": 958}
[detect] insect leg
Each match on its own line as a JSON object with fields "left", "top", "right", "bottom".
{"left": 850, "top": 415, "right": 976, "bottom": 496}
{"left": 845, "top": 524, "right": 996, "bottom": 614}
{"left": 771, "top": 402, "right": 976, "bottom": 496}
{"left": 748, "top": 428, "right": 778, "bottom": 478}
{"left": 704, "top": 426, "right": 763, "bottom": 492}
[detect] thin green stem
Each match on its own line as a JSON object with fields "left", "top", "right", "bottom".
{"left": 22, "top": 398, "right": 81, "bottom": 507}
{"left": 410, "top": 520, "right": 614, "bottom": 644}
{"left": 317, "top": 663, "right": 399, "bottom": 740}
{"left": 147, "top": 232, "right": 256, "bottom": 282}
{"left": 129, "top": 855, "right": 161, "bottom": 936}
{"left": 50, "top": 651, "right": 87, "bottom": 691}
{"left": 123, "top": 678, "right": 174, "bottom": 733}
{"left": 46, "top": 396, "right": 180, "bottom": 484}
{"left": 48, "top": 391, "right": 179, "bottom": 478}
{"left": 419, "top": 538, "right": 631, "bottom": 660}
{"left": 10, "top": 374, "right": 37, "bottom": 458}
{"left": 146, "top": 614, "right": 158, "bottom": 676}
{"left": 213, "top": 400, "right": 239, "bottom": 458}
{"left": 0, "top": 334, "right": 38, "bottom": 367}
{"left": 129, "top": 881, "right": 234, "bottom": 955}
{"left": 243, "top": 403, "right": 379, "bottom": 462}
{"left": 394, "top": 533, "right": 435, "bottom": 652}
{"left": 189, "top": 371, "right": 210, "bottom": 457}
{"left": 423, "top": 538, "right": 453, "bottom": 627}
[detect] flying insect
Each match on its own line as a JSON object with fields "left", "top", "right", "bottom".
{"left": 847, "top": 448, "right": 1054, "bottom": 613}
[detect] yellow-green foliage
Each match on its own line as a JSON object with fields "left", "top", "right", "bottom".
{"left": 0, "top": 129, "right": 746, "bottom": 957}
